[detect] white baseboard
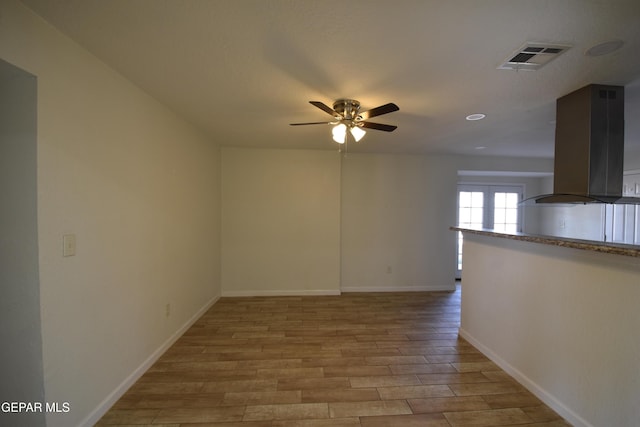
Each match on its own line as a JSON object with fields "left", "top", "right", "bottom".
{"left": 221, "top": 289, "right": 341, "bottom": 297}
{"left": 458, "top": 328, "right": 592, "bottom": 427}
{"left": 341, "top": 285, "right": 455, "bottom": 292}
{"left": 221, "top": 286, "right": 455, "bottom": 297}
{"left": 79, "top": 294, "right": 220, "bottom": 427}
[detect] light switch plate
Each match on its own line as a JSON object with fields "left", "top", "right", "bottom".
{"left": 63, "top": 234, "right": 76, "bottom": 257}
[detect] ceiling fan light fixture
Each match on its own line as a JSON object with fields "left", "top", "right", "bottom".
{"left": 350, "top": 126, "right": 366, "bottom": 142}
{"left": 290, "top": 99, "right": 398, "bottom": 147}
{"left": 332, "top": 123, "right": 347, "bottom": 144}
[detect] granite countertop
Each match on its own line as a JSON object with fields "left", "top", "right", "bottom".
{"left": 450, "top": 226, "right": 640, "bottom": 258}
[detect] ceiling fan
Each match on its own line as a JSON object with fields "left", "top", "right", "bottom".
{"left": 290, "top": 99, "right": 399, "bottom": 144}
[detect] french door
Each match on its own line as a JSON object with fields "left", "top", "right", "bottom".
{"left": 456, "top": 184, "right": 523, "bottom": 277}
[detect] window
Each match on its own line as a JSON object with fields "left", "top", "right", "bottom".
{"left": 456, "top": 184, "right": 523, "bottom": 276}
{"left": 493, "top": 192, "right": 519, "bottom": 233}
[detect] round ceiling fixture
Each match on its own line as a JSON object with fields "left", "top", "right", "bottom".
{"left": 466, "top": 113, "right": 486, "bottom": 121}
{"left": 585, "top": 40, "right": 624, "bottom": 57}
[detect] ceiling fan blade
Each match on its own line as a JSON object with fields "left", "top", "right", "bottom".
{"left": 290, "top": 121, "right": 334, "bottom": 126}
{"left": 358, "top": 103, "right": 399, "bottom": 120}
{"left": 360, "top": 122, "right": 398, "bottom": 132}
{"left": 309, "top": 101, "right": 340, "bottom": 117}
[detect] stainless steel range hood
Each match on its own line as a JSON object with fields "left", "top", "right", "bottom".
{"left": 529, "top": 83, "right": 640, "bottom": 204}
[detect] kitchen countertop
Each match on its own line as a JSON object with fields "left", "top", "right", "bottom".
{"left": 451, "top": 226, "right": 640, "bottom": 258}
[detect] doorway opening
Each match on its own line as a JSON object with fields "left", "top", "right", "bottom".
{"left": 0, "top": 58, "right": 45, "bottom": 426}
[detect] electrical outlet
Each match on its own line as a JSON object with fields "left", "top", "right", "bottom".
{"left": 165, "top": 303, "right": 170, "bottom": 317}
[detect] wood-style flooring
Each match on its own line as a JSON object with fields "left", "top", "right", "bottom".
{"left": 97, "top": 285, "right": 571, "bottom": 426}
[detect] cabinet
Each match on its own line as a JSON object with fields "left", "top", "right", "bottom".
{"left": 605, "top": 172, "right": 640, "bottom": 244}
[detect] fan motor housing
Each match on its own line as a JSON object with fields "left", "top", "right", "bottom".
{"left": 333, "top": 99, "right": 361, "bottom": 119}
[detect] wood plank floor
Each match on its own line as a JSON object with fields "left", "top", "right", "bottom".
{"left": 97, "top": 285, "right": 571, "bottom": 426}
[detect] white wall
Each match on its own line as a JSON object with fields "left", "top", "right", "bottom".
{"left": 455, "top": 154, "right": 554, "bottom": 175}
{"left": 460, "top": 232, "right": 640, "bottom": 427}
{"left": 221, "top": 150, "right": 459, "bottom": 294}
{"left": 221, "top": 147, "right": 341, "bottom": 296}
{"left": 341, "top": 153, "right": 457, "bottom": 291}
{"left": 0, "top": 1, "right": 221, "bottom": 426}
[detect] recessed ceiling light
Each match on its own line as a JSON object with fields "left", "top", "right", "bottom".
{"left": 466, "top": 114, "right": 486, "bottom": 121}
{"left": 585, "top": 40, "right": 624, "bottom": 57}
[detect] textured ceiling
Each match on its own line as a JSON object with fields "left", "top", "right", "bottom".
{"left": 20, "top": 0, "right": 640, "bottom": 157}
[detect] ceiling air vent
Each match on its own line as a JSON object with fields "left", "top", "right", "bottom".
{"left": 498, "top": 42, "right": 571, "bottom": 71}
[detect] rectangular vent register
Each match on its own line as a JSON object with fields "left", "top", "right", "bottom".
{"left": 498, "top": 42, "right": 571, "bottom": 71}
